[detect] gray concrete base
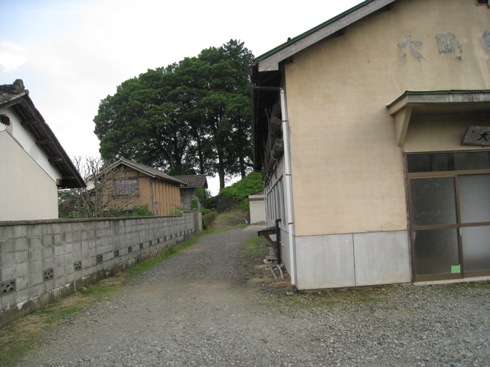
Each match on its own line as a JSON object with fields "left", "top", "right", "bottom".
{"left": 295, "top": 230, "right": 411, "bottom": 290}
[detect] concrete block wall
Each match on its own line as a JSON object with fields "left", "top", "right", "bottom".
{"left": 0, "top": 212, "right": 200, "bottom": 325}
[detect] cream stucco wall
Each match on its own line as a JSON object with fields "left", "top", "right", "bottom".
{"left": 0, "top": 131, "right": 59, "bottom": 221}
{"left": 405, "top": 113, "right": 490, "bottom": 152}
{"left": 285, "top": 0, "right": 490, "bottom": 237}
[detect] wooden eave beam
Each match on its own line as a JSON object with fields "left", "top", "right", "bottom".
{"left": 21, "top": 120, "right": 38, "bottom": 126}
{"left": 36, "top": 139, "right": 51, "bottom": 145}
{"left": 393, "top": 106, "right": 413, "bottom": 147}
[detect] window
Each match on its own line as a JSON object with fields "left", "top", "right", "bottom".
{"left": 407, "top": 151, "right": 490, "bottom": 173}
{"left": 113, "top": 178, "right": 138, "bottom": 196}
{"left": 265, "top": 178, "right": 285, "bottom": 225}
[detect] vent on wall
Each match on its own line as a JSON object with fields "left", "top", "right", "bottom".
{"left": 475, "top": 0, "right": 489, "bottom": 6}
{"left": 0, "top": 114, "right": 10, "bottom": 126}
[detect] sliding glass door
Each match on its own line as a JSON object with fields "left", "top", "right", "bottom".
{"left": 407, "top": 152, "right": 490, "bottom": 281}
{"left": 459, "top": 174, "right": 490, "bottom": 275}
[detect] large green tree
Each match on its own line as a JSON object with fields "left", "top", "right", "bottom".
{"left": 94, "top": 40, "right": 254, "bottom": 187}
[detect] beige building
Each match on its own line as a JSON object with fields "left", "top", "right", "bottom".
{"left": 252, "top": 0, "right": 490, "bottom": 289}
{"left": 98, "top": 158, "right": 185, "bottom": 216}
{"left": 0, "top": 80, "right": 85, "bottom": 221}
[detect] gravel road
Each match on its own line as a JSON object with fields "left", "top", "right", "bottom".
{"left": 16, "top": 219, "right": 490, "bottom": 367}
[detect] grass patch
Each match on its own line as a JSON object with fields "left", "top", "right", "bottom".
{"left": 0, "top": 319, "right": 42, "bottom": 367}
{"left": 124, "top": 233, "right": 203, "bottom": 277}
{"left": 244, "top": 235, "right": 268, "bottom": 258}
{"left": 209, "top": 209, "right": 248, "bottom": 234}
{"left": 40, "top": 304, "right": 84, "bottom": 324}
{"left": 0, "top": 281, "right": 121, "bottom": 367}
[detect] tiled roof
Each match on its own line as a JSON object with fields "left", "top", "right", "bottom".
{"left": 0, "top": 79, "right": 85, "bottom": 188}
{"left": 0, "top": 80, "right": 27, "bottom": 106}
{"left": 173, "top": 175, "right": 208, "bottom": 188}
{"left": 105, "top": 158, "right": 187, "bottom": 186}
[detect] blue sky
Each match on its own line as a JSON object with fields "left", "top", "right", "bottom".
{"left": 0, "top": 0, "right": 363, "bottom": 193}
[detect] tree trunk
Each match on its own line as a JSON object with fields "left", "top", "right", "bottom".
{"left": 217, "top": 144, "right": 226, "bottom": 189}
{"left": 239, "top": 153, "right": 246, "bottom": 178}
{"left": 195, "top": 130, "right": 205, "bottom": 174}
{"left": 218, "top": 164, "right": 225, "bottom": 189}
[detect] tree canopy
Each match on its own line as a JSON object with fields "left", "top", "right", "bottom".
{"left": 94, "top": 40, "right": 255, "bottom": 189}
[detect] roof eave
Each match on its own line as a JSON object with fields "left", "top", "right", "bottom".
{"left": 256, "top": 0, "right": 397, "bottom": 72}
{"left": 7, "top": 94, "right": 85, "bottom": 188}
{"left": 387, "top": 90, "right": 490, "bottom": 115}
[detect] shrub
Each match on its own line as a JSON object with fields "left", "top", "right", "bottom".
{"left": 101, "top": 205, "right": 154, "bottom": 218}
{"left": 190, "top": 199, "right": 199, "bottom": 209}
{"left": 202, "top": 211, "right": 217, "bottom": 230}
{"left": 201, "top": 208, "right": 215, "bottom": 215}
{"left": 129, "top": 205, "right": 154, "bottom": 217}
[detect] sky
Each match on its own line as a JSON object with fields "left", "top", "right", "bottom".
{"left": 0, "top": 0, "right": 363, "bottom": 194}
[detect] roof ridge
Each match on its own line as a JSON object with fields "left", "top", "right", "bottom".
{"left": 109, "top": 158, "right": 187, "bottom": 185}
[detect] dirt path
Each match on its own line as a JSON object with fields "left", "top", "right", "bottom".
{"left": 13, "top": 213, "right": 490, "bottom": 367}
{"left": 15, "top": 215, "right": 290, "bottom": 366}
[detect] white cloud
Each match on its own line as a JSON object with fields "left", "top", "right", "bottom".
{"left": 0, "top": 41, "right": 27, "bottom": 71}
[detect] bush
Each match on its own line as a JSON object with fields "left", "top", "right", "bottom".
{"left": 195, "top": 188, "right": 214, "bottom": 209}
{"left": 202, "top": 211, "right": 217, "bottom": 230}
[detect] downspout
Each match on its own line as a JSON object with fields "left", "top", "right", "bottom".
{"left": 279, "top": 88, "right": 297, "bottom": 287}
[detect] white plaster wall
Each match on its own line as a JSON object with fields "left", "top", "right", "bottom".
{"left": 249, "top": 198, "right": 265, "bottom": 224}
{"left": 0, "top": 131, "right": 59, "bottom": 221}
{"left": 1, "top": 109, "right": 61, "bottom": 182}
